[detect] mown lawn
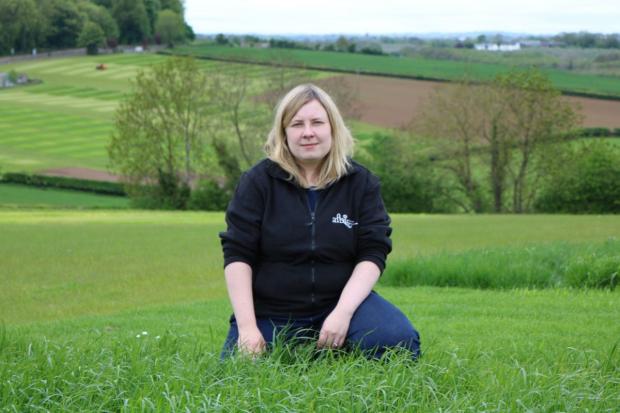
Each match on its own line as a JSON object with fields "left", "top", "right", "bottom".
{"left": 0, "top": 53, "right": 328, "bottom": 174}
{"left": 1, "top": 211, "right": 618, "bottom": 411}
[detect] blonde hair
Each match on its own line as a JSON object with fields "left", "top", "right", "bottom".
{"left": 265, "top": 83, "right": 354, "bottom": 188}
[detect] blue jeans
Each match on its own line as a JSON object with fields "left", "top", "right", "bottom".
{"left": 221, "top": 291, "right": 420, "bottom": 360}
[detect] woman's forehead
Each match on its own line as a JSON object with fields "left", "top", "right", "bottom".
{"left": 291, "top": 99, "right": 328, "bottom": 119}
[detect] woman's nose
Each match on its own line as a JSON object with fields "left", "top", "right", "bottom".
{"left": 302, "top": 123, "right": 314, "bottom": 137}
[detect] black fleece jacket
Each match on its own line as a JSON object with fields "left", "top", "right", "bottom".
{"left": 219, "top": 159, "right": 392, "bottom": 318}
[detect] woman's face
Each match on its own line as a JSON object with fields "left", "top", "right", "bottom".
{"left": 285, "top": 99, "right": 333, "bottom": 166}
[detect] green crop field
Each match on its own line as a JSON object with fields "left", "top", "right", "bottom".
{"left": 0, "top": 183, "right": 129, "bottom": 209}
{"left": 174, "top": 44, "right": 620, "bottom": 99}
{"left": 0, "top": 53, "right": 329, "bottom": 175}
{"left": 1, "top": 211, "right": 618, "bottom": 410}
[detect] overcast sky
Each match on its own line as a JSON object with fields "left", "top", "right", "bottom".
{"left": 184, "top": 0, "right": 619, "bottom": 35}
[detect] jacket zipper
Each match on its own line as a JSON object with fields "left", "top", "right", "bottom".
{"left": 304, "top": 189, "right": 318, "bottom": 307}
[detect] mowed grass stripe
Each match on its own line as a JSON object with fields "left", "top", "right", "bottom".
{"left": 25, "top": 86, "right": 124, "bottom": 100}
{"left": 11, "top": 135, "right": 108, "bottom": 151}
{"left": 8, "top": 116, "right": 110, "bottom": 129}
{"left": 0, "top": 93, "right": 118, "bottom": 112}
{"left": 1, "top": 109, "right": 111, "bottom": 130}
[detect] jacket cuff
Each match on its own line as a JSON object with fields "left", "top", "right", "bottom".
{"left": 223, "top": 256, "right": 255, "bottom": 269}
{"left": 355, "top": 255, "right": 386, "bottom": 274}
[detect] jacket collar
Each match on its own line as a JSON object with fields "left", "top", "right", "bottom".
{"left": 265, "top": 158, "right": 361, "bottom": 182}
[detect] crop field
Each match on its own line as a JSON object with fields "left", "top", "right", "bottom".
{"left": 1, "top": 211, "right": 619, "bottom": 410}
{"left": 174, "top": 44, "right": 620, "bottom": 98}
{"left": 405, "top": 47, "right": 620, "bottom": 77}
{"left": 0, "top": 53, "right": 326, "bottom": 175}
{"left": 0, "top": 183, "right": 129, "bottom": 209}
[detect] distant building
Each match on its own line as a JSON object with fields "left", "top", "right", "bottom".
{"left": 475, "top": 43, "right": 521, "bottom": 52}
{"left": 0, "top": 72, "right": 30, "bottom": 88}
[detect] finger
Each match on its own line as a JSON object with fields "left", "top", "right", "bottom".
{"left": 317, "top": 331, "right": 329, "bottom": 348}
{"left": 323, "top": 334, "right": 337, "bottom": 348}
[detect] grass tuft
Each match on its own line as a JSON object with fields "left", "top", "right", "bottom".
{"left": 382, "top": 238, "right": 620, "bottom": 289}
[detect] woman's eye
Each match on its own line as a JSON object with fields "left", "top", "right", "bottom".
{"left": 312, "top": 120, "right": 324, "bottom": 125}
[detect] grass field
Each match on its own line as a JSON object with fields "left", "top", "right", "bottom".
{"left": 0, "top": 183, "right": 129, "bottom": 209}
{"left": 405, "top": 46, "right": 620, "bottom": 77}
{"left": 173, "top": 44, "right": 620, "bottom": 99}
{"left": 1, "top": 211, "right": 619, "bottom": 410}
{"left": 0, "top": 53, "right": 328, "bottom": 174}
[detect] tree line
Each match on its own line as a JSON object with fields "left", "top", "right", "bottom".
{"left": 0, "top": 0, "right": 193, "bottom": 56}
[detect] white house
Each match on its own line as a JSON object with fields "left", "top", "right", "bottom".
{"left": 474, "top": 43, "right": 522, "bottom": 52}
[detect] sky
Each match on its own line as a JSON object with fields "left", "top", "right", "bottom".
{"left": 184, "top": 0, "right": 619, "bottom": 36}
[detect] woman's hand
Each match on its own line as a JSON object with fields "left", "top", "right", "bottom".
{"left": 317, "top": 309, "right": 352, "bottom": 349}
{"left": 238, "top": 325, "right": 266, "bottom": 355}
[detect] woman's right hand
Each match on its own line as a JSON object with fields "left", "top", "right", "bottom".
{"left": 237, "top": 325, "right": 266, "bottom": 355}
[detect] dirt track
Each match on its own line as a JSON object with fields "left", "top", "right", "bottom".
{"left": 318, "top": 74, "right": 620, "bottom": 129}
{"left": 41, "top": 167, "right": 120, "bottom": 182}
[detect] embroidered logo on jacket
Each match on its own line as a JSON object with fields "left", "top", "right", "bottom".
{"left": 331, "top": 213, "right": 358, "bottom": 229}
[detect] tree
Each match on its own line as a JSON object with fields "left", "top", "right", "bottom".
{"left": 535, "top": 140, "right": 620, "bottom": 213}
{"left": 335, "top": 35, "right": 349, "bottom": 52}
{"left": 415, "top": 69, "right": 579, "bottom": 213}
{"left": 78, "top": 21, "right": 105, "bottom": 54}
{"left": 108, "top": 57, "right": 213, "bottom": 208}
{"left": 77, "top": 2, "right": 119, "bottom": 44}
{"left": 0, "top": 0, "right": 41, "bottom": 54}
{"left": 39, "top": 0, "right": 85, "bottom": 49}
{"left": 154, "top": 9, "right": 184, "bottom": 47}
{"left": 143, "top": 0, "right": 161, "bottom": 35}
{"left": 494, "top": 70, "right": 579, "bottom": 212}
{"left": 159, "top": 0, "right": 183, "bottom": 15}
{"left": 208, "top": 70, "right": 271, "bottom": 170}
{"left": 111, "top": 0, "right": 150, "bottom": 44}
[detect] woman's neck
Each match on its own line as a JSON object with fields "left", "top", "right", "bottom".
{"left": 299, "top": 161, "right": 321, "bottom": 187}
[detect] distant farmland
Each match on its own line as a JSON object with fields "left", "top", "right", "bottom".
{"left": 318, "top": 74, "right": 620, "bottom": 129}
{"left": 173, "top": 44, "right": 620, "bottom": 99}
{"left": 1, "top": 51, "right": 618, "bottom": 181}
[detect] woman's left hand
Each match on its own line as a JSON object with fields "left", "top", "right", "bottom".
{"left": 317, "top": 308, "right": 352, "bottom": 349}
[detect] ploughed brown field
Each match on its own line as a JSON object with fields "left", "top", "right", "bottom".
{"left": 318, "top": 74, "right": 620, "bottom": 129}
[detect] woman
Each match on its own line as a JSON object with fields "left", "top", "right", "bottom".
{"left": 219, "top": 84, "right": 420, "bottom": 359}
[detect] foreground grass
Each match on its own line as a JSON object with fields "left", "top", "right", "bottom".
{"left": 2, "top": 287, "right": 618, "bottom": 411}
{"left": 1, "top": 211, "right": 619, "bottom": 324}
{"left": 0, "top": 183, "right": 129, "bottom": 209}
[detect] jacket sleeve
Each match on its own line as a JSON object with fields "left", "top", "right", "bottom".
{"left": 355, "top": 172, "right": 392, "bottom": 272}
{"left": 219, "top": 172, "right": 264, "bottom": 268}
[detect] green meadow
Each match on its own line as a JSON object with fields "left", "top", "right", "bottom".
{"left": 1, "top": 211, "right": 619, "bottom": 410}
{"left": 0, "top": 53, "right": 327, "bottom": 174}
{"left": 174, "top": 44, "right": 620, "bottom": 98}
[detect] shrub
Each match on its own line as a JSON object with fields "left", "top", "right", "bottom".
{"left": 187, "top": 179, "right": 230, "bottom": 211}
{"left": 535, "top": 141, "right": 620, "bottom": 213}
{"left": 1, "top": 173, "right": 125, "bottom": 196}
{"left": 356, "top": 133, "right": 452, "bottom": 213}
